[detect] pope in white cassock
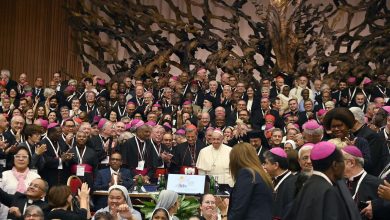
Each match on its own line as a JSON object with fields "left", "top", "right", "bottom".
{"left": 196, "top": 129, "right": 233, "bottom": 186}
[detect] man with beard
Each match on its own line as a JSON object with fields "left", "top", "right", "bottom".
{"left": 285, "top": 142, "right": 361, "bottom": 220}
{"left": 40, "top": 123, "right": 72, "bottom": 187}
{"left": 118, "top": 123, "right": 157, "bottom": 183}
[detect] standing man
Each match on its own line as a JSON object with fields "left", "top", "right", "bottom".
{"left": 285, "top": 141, "right": 361, "bottom": 220}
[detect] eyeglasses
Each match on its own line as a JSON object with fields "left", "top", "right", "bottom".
{"left": 203, "top": 201, "right": 216, "bottom": 205}
{"left": 28, "top": 183, "right": 44, "bottom": 191}
{"left": 14, "top": 155, "right": 28, "bottom": 160}
{"left": 25, "top": 213, "right": 43, "bottom": 218}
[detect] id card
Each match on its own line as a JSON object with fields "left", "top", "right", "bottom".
{"left": 76, "top": 165, "right": 85, "bottom": 176}
{"left": 136, "top": 160, "right": 145, "bottom": 170}
{"left": 0, "top": 159, "right": 5, "bottom": 167}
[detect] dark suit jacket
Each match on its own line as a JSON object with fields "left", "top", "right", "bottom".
{"left": 354, "top": 125, "right": 388, "bottom": 176}
{"left": 94, "top": 167, "right": 133, "bottom": 191}
{"left": 117, "top": 137, "right": 158, "bottom": 178}
{"left": 171, "top": 140, "right": 206, "bottom": 174}
{"left": 228, "top": 168, "right": 273, "bottom": 220}
{"left": 0, "top": 188, "right": 49, "bottom": 220}
{"left": 285, "top": 175, "right": 361, "bottom": 220}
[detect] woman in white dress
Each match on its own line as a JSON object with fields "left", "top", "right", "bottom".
{"left": 0, "top": 146, "right": 40, "bottom": 219}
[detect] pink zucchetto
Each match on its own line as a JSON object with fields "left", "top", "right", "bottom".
{"left": 342, "top": 146, "right": 363, "bottom": 158}
{"left": 382, "top": 106, "right": 390, "bottom": 115}
{"left": 47, "top": 122, "right": 59, "bottom": 129}
{"left": 133, "top": 120, "right": 145, "bottom": 129}
{"left": 175, "top": 129, "right": 185, "bottom": 136}
{"left": 97, "top": 79, "right": 106, "bottom": 86}
{"left": 183, "top": 100, "right": 192, "bottom": 105}
{"left": 145, "top": 121, "right": 156, "bottom": 127}
{"left": 347, "top": 76, "right": 356, "bottom": 83}
{"left": 310, "top": 141, "right": 336, "bottom": 161}
{"left": 24, "top": 92, "right": 33, "bottom": 97}
{"left": 270, "top": 147, "right": 287, "bottom": 158}
{"left": 39, "top": 119, "right": 49, "bottom": 129}
{"left": 98, "top": 118, "right": 107, "bottom": 129}
{"left": 302, "top": 120, "right": 323, "bottom": 130}
{"left": 317, "top": 109, "right": 327, "bottom": 117}
{"left": 213, "top": 128, "right": 223, "bottom": 136}
{"left": 163, "top": 122, "right": 172, "bottom": 129}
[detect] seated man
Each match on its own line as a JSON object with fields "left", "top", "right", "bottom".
{"left": 93, "top": 152, "right": 133, "bottom": 210}
{"left": 0, "top": 178, "right": 49, "bottom": 220}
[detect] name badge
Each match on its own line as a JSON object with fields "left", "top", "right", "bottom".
{"left": 77, "top": 165, "right": 85, "bottom": 176}
{"left": 136, "top": 160, "right": 145, "bottom": 170}
{"left": 0, "top": 159, "right": 5, "bottom": 167}
{"left": 58, "top": 159, "right": 63, "bottom": 170}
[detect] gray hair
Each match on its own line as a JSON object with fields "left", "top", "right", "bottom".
{"left": 0, "top": 69, "right": 11, "bottom": 78}
{"left": 349, "top": 107, "right": 365, "bottom": 124}
{"left": 298, "top": 145, "right": 314, "bottom": 159}
{"left": 24, "top": 205, "right": 44, "bottom": 220}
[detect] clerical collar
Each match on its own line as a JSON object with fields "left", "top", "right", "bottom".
{"left": 135, "top": 136, "right": 144, "bottom": 143}
{"left": 348, "top": 169, "right": 364, "bottom": 181}
{"left": 274, "top": 169, "right": 289, "bottom": 181}
{"left": 313, "top": 171, "right": 333, "bottom": 185}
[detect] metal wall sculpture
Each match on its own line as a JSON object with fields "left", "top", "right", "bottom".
{"left": 67, "top": 0, "right": 390, "bottom": 80}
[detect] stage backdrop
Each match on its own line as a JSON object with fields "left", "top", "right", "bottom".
{"left": 0, "top": 0, "right": 81, "bottom": 84}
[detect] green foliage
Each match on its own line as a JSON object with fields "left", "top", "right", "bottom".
{"left": 134, "top": 194, "right": 200, "bottom": 220}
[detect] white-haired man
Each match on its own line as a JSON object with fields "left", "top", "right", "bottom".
{"left": 196, "top": 129, "right": 233, "bottom": 185}
{"left": 350, "top": 107, "right": 388, "bottom": 176}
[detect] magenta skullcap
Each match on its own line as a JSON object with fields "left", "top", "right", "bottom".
{"left": 98, "top": 118, "right": 107, "bottom": 129}
{"left": 97, "top": 79, "right": 106, "bottom": 86}
{"left": 130, "top": 119, "right": 141, "bottom": 127}
{"left": 47, "top": 122, "right": 59, "bottom": 129}
{"left": 317, "top": 109, "right": 327, "bottom": 116}
{"left": 175, "top": 129, "right": 185, "bottom": 136}
{"left": 127, "top": 101, "right": 136, "bottom": 105}
{"left": 265, "top": 124, "right": 274, "bottom": 130}
{"left": 183, "top": 100, "right": 192, "bottom": 105}
{"left": 363, "top": 78, "right": 372, "bottom": 85}
{"left": 65, "top": 86, "right": 75, "bottom": 93}
{"left": 270, "top": 147, "right": 287, "bottom": 158}
{"left": 163, "top": 122, "right": 172, "bottom": 129}
{"left": 134, "top": 120, "right": 145, "bottom": 129}
{"left": 152, "top": 103, "right": 161, "bottom": 108}
{"left": 310, "top": 141, "right": 336, "bottom": 161}
{"left": 171, "top": 76, "right": 179, "bottom": 81}
{"left": 342, "top": 146, "right": 363, "bottom": 158}
{"left": 347, "top": 76, "right": 356, "bottom": 83}
{"left": 382, "top": 106, "right": 390, "bottom": 115}
{"left": 302, "top": 120, "right": 322, "bottom": 130}
{"left": 93, "top": 115, "right": 102, "bottom": 123}
{"left": 24, "top": 92, "right": 33, "bottom": 97}
{"left": 39, "top": 119, "right": 49, "bottom": 129}
{"left": 125, "top": 123, "right": 132, "bottom": 130}
{"left": 145, "top": 121, "right": 156, "bottom": 126}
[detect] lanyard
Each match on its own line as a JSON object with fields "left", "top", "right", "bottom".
{"left": 25, "top": 141, "right": 33, "bottom": 156}
{"left": 11, "top": 129, "right": 24, "bottom": 142}
{"left": 136, "top": 97, "right": 144, "bottom": 106}
{"left": 151, "top": 140, "right": 160, "bottom": 156}
{"left": 274, "top": 171, "right": 292, "bottom": 191}
{"left": 118, "top": 105, "right": 126, "bottom": 117}
{"left": 377, "top": 86, "right": 387, "bottom": 97}
{"left": 75, "top": 146, "right": 86, "bottom": 164}
{"left": 45, "top": 137, "right": 60, "bottom": 157}
{"left": 135, "top": 137, "right": 146, "bottom": 161}
{"left": 352, "top": 171, "right": 367, "bottom": 200}
{"left": 257, "top": 146, "right": 263, "bottom": 156}
{"left": 62, "top": 134, "right": 74, "bottom": 148}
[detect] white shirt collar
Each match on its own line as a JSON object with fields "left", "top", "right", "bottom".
{"left": 110, "top": 167, "right": 120, "bottom": 175}
{"left": 348, "top": 169, "right": 364, "bottom": 181}
{"left": 313, "top": 170, "right": 333, "bottom": 185}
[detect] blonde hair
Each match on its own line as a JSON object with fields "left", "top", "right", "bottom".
{"left": 229, "top": 142, "right": 273, "bottom": 189}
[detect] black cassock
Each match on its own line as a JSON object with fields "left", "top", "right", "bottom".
{"left": 284, "top": 174, "right": 361, "bottom": 220}
{"left": 272, "top": 171, "right": 297, "bottom": 219}
{"left": 347, "top": 172, "right": 390, "bottom": 220}
{"left": 68, "top": 146, "right": 98, "bottom": 188}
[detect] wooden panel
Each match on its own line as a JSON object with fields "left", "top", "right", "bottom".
{"left": 0, "top": 0, "right": 81, "bottom": 86}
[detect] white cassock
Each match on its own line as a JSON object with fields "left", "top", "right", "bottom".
{"left": 196, "top": 144, "right": 233, "bottom": 186}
